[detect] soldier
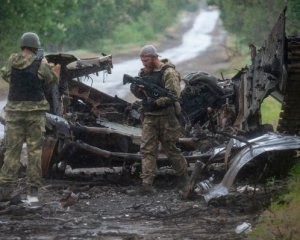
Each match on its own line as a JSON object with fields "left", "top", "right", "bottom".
{"left": 0, "top": 32, "right": 60, "bottom": 202}
{"left": 130, "top": 45, "right": 189, "bottom": 195}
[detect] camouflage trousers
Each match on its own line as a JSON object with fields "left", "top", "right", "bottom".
{"left": 0, "top": 111, "right": 46, "bottom": 188}
{"left": 140, "top": 114, "right": 187, "bottom": 185}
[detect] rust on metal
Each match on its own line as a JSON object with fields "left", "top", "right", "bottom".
{"left": 41, "top": 137, "right": 58, "bottom": 177}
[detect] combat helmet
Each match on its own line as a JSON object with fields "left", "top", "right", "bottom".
{"left": 20, "top": 32, "right": 41, "bottom": 49}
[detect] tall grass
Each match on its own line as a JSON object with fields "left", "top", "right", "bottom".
{"left": 250, "top": 161, "right": 300, "bottom": 240}
{"left": 261, "top": 96, "right": 281, "bottom": 129}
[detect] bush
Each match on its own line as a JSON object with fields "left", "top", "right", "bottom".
{"left": 250, "top": 161, "right": 300, "bottom": 240}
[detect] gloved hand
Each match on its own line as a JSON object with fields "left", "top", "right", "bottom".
{"left": 143, "top": 98, "right": 157, "bottom": 112}
{"left": 130, "top": 83, "right": 144, "bottom": 99}
{"left": 130, "top": 83, "right": 139, "bottom": 92}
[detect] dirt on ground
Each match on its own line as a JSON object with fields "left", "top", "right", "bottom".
{"left": 0, "top": 172, "right": 272, "bottom": 240}
{"left": 0, "top": 10, "right": 266, "bottom": 240}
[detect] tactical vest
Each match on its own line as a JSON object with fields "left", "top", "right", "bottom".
{"left": 140, "top": 65, "right": 172, "bottom": 112}
{"left": 140, "top": 65, "right": 172, "bottom": 88}
{"left": 8, "top": 60, "right": 44, "bottom": 101}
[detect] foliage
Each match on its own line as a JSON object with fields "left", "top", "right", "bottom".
{"left": 207, "top": 0, "right": 300, "bottom": 46}
{"left": 0, "top": 0, "right": 79, "bottom": 62}
{"left": 250, "top": 160, "right": 300, "bottom": 240}
{"left": 261, "top": 96, "right": 281, "bottom": 129}
{"left": 287, "top": 0, "right": 300, "bottom": 35}
{"left": 0, "top": 0, "right": 199, "bottom": 65}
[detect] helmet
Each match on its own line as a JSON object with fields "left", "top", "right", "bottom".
{"left": 20, "top": 32, "right": 41, "bottom": 49}
{"left": 139, "top": 45, "right": 160, "bottom": 57}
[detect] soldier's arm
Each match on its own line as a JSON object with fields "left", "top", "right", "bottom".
{"left": 130, "top": 69, "right": 146, "bottom": 100}
{"left": 39, "top": 63, "right": 61, "bottom": 115}
{"left": 130, "top": 83, "right": 146, "bottom": 99}
{"left": 38, "top": 62, "right": 59, "bottom": 90}
{"left": 155, "top": 68, "right": 181, "bottom": 107}
{"left": 0, "top": 54, "right": 16, "bottom": 83}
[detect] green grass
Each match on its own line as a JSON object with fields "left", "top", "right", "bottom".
{"left": 250, "top": 161, "right": 300, "bottom": 240}
{"left": 261, "top": 96, "right": 282, "bottom": 129}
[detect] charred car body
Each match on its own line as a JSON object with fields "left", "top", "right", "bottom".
{"left": 0, "top": 9, "right": 300, "bottom": 200}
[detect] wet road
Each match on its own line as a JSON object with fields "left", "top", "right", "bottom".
{"left": 81, "top": 8, "right": 220, "bottom": 98}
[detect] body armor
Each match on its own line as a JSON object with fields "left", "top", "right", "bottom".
{"left": 140, "top": 65, "right": 170, "bottom": 88}
{"left": 140, "top": 65, "right": 170, "bottom": 112}
{"left": 8, "top": 60, "right": 44, "bottom": 101}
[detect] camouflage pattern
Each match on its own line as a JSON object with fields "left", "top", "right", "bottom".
{"left": 0, "top": 52, "right": 57, "bottom": 188}
{"left": 131, "top": 59, "right": 182, "bottom": 117}
{"left": 132, "top": 58, "right": 187, "bottom": 185}
{"left": 0, "top": 53, "right": 58, "bottom": 112}
{"left": 140, "top": 100, "right": 187, "bottom": 185}
{"left": 153, "top": 59, "right": 181, "bottom": 108}
{"left": 0, "top": 111, "right": 45, "bottom": 187}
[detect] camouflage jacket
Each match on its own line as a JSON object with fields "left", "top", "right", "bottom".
{"left": 136, "top": 59, "right": 181, "bottom": 116}
{"left": 0, "top": 53, "right": 58, "bottom": 112}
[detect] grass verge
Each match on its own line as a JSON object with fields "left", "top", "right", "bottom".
{"left": 250, "top": 160, "right": 300, "bottom": 240}
{"left": 261, "top": 97, "right": 281, "bottom": 129}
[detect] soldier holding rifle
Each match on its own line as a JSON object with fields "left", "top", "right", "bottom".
{"left": 128, "top": 45, "right": 189, "bottom": 195}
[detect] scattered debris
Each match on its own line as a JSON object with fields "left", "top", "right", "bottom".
{"left": 235, "top": 222, "right": 252, "bottom": 234}
{"left": 236, "top": 185, "right": 260, "bottom": 193}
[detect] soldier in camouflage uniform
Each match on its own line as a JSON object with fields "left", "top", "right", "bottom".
{"left": 0, "top": 32, "right": 60, "bottom": 201}
{"left": 130, "top": 45, "right": 189, "bottom": 194}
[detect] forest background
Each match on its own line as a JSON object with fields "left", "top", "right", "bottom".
{"left": 1, "top": 0, "right": 300, "bottom": 66}
{"left": 208, "top": 0, "right": 300, "bottom": 45}
{"left": 0, "top": 0, "right": 199, "bottom": 65}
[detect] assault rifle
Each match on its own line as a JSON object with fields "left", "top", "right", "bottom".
{"left": 123, "top": 74, "right": 178, "bottom": 101}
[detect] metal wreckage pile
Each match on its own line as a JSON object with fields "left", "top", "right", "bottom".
{"left": 1, "top": 9, "right": 300, "bottom": 202}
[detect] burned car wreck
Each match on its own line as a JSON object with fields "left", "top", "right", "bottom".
{"left": 1, "top": 9, "right": 300, "bottom": 203}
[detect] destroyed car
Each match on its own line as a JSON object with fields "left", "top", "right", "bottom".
{"left": 0, "top": 8, "right": 300, "bottom": 202}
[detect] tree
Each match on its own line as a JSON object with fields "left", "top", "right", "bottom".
{"left": 0, "top": 0, "right": 199, "bottom": 65}
{"left": 209, "top": 0, "right": 299, "bottom": 46}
